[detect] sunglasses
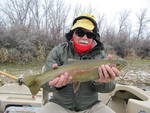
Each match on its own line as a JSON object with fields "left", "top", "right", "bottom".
{"left": 74, "top": 28, "right": 96, "bottom": 39}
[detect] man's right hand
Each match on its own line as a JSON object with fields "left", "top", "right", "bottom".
{"left": 48, "top": 64, "right": 72, "bottom": 88}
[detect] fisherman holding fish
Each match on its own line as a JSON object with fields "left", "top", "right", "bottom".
{"left": 38, "top": 14, "right": 121, "bottom": 113}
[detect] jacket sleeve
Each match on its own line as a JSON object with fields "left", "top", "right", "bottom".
{"left": 42, "top": 46, "right": 61, "bottom": 72}
{"left": 91, "top": 80, "right": 116, "bottom": 93}
{"left": 41, "top": 45, "right": 62, "bottom": 92}
{"left": 41, "top": 44, "right": 68, "bottom": 92}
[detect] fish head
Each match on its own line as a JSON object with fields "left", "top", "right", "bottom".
{"left": 109, "top": 58, "right": 128, "bottom": 70}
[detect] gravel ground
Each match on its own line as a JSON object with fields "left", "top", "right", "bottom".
{"left": 117, "top": 59, "right": 150, "bottom": 90}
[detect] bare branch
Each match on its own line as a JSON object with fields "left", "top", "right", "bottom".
{"left": 97, "top": 13, "right": 105, "bottom": 38}
{"left": 136, "top": 8, "right": 150, "bottom": 40}
{"left": 118, "top": 10, "right": 130, "bottom": 33}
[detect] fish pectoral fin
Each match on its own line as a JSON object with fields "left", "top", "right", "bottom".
{"left": 73, "top": 81, "right": 80, "bottom": 93}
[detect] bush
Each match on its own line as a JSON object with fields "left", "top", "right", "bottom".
{"left": 136, "top": 40, "right": 150, "bottom": 59}
{"left": 0, "top": 48, "right": 9, "bottom": 63}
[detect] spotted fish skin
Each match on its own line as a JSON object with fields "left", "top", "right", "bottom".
{"left": 23, "top": 58, "right": 127, "bottom": 95}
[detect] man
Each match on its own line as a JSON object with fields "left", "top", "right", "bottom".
{"left": 38, "top": 14, "right": 120, "bottom": 113}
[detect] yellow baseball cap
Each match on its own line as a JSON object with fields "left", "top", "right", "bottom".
{"left": 71, "top": 14, "right": 96, "bottom": 31}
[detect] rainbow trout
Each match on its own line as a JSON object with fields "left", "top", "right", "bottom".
{"left": 22, "top": 58, "right": 127, "bottom": 95}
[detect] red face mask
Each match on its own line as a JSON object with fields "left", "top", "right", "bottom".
{"left": 71, "top": 37, "right": 93, "bottom": 54}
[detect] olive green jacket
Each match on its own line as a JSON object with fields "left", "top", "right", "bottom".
{"left": 42, "top": 42, "right": 116, "bottom": 111}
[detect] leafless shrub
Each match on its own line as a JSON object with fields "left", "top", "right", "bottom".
{"left": 113, "top": 32, "right": 129, "bottom": 58}
{"left": 0, "top": 0, "right": 150, "bottom": 63}
{"left": 0, "top": 32, "right": 18, "bottom": 49}
{"left": 7, "top": 48, "right": 20, "bottom": 63}
{"left": 0, "top": 48, "right": 9, "bottom": 63}
{"left": 136, "top": 39, "right": 150, "bottom": 59}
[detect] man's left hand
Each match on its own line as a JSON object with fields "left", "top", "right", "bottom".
{"left": 96, "top": 64, "right": 121, "bottom": 83}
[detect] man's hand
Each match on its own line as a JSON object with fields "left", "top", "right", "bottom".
{"left": 96, "top": 64, "right": 121, "bottom": 83}
{"left": 48, "top": 64, "right": 72, "bottom": 88}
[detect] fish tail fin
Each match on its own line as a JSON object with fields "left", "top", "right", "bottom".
{"left": 23, "top": 75, "right": 41, "bottom": 95}
{"left": 28, "top": 81, "right": 41, "bottom": 96}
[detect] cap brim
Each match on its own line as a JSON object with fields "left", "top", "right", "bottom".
{"left": 71, "top": 19, "right": 94, "bottom": 31}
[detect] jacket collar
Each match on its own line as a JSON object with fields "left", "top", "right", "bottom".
{"left": 68, "top": 41, "right": 103, "bottom": 60}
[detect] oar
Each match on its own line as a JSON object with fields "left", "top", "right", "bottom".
{"left": 0, "top": 71, "right": 36, "bottom": 98}
{"left": 0, "top": 71, "right": 17, "bottom": 80}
